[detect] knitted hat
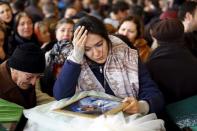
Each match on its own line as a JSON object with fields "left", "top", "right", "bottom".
{"left": 152, "top": 19, "right": 184, "bottom": 43}
{"left": 8, "top": 43, "right": 45, "bottom": 73}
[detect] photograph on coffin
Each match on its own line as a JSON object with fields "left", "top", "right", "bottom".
{"left": 54, "top": 96, "right": 125, "bottom": 118}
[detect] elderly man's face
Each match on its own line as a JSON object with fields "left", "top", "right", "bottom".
{"left": 11, "top": 69, "right": 42, "bottom": 90}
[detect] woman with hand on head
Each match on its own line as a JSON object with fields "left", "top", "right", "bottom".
{"left": 53, "top": 16, "right": 164, "bottom": 115}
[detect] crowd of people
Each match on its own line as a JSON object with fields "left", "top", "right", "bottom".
{"left": 0, "top": 0, "right": 197, "bottom": 130}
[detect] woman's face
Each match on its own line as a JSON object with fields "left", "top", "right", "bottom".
{"left": 17, "top": 16, "right": 33, "bottom": 39}
{"left": 38, "top": 25, "right": 51, "bottom": 44}
{"left": 85, "top": 33, "right": 108, "bottom": 64}
{"left": 118, "top": 21, "right": 138, "bottom": 43}
{"left": 56, "top": 23, "right": 73, "bottom": 41}
{"left": 0, "top": 4, "right": 12, "bottom": 23}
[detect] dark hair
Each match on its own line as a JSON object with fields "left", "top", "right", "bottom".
{"left": 144, "top": 17, "right": 161, "bottom": 47}
{"left": 74, "top": 15, "right": 111, "bottom": 45}
{"left": 111, "top": 1, "right": 129, "bottom": 14}
{"left": 131, "top": 0, "right": 138, "bottom": 4}
{"left": 150, "top": 0, "right": 160, "bottom": 9}
{"left": 55, "top": 18, "right": 74, "bottom": 32}
{"left": 113, "top": 34, "right": 136, "bottom": 49}
{"left": 70, "top": 11, "right": 88, "bottom": 20}
{"left": 178, "top": 1, "right": 197, "bottom": 21}
{"left": 129, "top": 5, "right": 144, "bottom": 18}
{"left": 118, "top": 15, "right": 144, "bottom": 39}
{"left": 42, "top": 2, "right": 57, "bottom": 14}
{"left": 27, "top": 0, "right": 39, "bottom": 6}
{"left": 11, "top": 0, "right": 25, "bottom": 12}
{"left": 13, "top": 12, "right": 33, "bottom": 33}
{"left": 0, "top": 1, "right": 11, "bottom": 8}
{"left": 151, "top": 18, "right": 184, "bottom": 43}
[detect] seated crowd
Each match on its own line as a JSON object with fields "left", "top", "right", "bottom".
{"left": 0, "top": 0, "right": 197, "bottom": 130}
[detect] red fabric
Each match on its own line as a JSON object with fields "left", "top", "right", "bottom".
{"left": 160, "top": 11, "right": 177, "bottom": 20}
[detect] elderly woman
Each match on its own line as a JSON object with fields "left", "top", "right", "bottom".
{"left": 53, "top": 16, "right": 164, "bottom": 115}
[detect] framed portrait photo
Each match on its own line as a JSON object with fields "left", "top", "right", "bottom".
{"left": 54, "top": 95, "right": 125, "bottom": 118}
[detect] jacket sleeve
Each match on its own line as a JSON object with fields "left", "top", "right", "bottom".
{"left": 35, "top": 79, "right": 55, "bottom": 105}
{"left": 138, "top": 60, "right": 165, "bottom": 113}
{"left": 53, "top": 60, "right": 81, "bottom": 100}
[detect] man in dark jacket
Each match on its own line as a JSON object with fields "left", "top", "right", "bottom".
{"left": 147, "top": 18, "right": 197, "bottom": 131}
{"left": 147, "top": 18, "right": 197, "bottom": 104}
{"left": 0, "top": 43, "right": 45, "bottom": 130}
{"left": 0, "top": 43, "right": 45, "bottom": 108}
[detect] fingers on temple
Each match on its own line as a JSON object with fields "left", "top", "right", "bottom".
{"left": 81, "top": 30, "right": 88, "bottom": 46}
{"left": 75, "top": 26, "right": 85, "bottom": 40}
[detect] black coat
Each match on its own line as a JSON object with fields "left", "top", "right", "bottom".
{"left": 8, "top": 33, "right": 40, "bottom": 56}
{"left": 184, "top": 31, "right": 197, "bottom": 58}
{"left": 146, "top": 44, "right": 197, "bottom": 104}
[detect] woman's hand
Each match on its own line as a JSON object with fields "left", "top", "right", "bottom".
{"left": 122, "top": 97, "right": 149, "bottom": 115}
{"left": 69, "top": 26, "right": 88, "bottom": 64}
{"left": 122, "top": 97, "right": 140, "bottom": 114}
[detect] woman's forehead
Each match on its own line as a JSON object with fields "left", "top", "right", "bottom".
{"left": 85, "top": 33, "right": 104, "bottom": 47}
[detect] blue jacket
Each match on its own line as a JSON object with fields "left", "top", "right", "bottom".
{"left": 53, "top": 60, "right": 164, "bottom": 113}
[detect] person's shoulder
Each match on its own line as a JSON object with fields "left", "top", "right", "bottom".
{"left": 109, "top": 35, "right": 137, "bottom": 52}
{"left": 109, "top": 35, "right": 138, "bottom": 60}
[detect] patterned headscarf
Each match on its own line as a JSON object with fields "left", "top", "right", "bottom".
{"left": 49, "top": 40, "right": 73, "bottom": 65}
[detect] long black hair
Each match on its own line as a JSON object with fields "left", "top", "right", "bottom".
{"left": 74, "top": 15, "right": 112, "bottom": 65}
{"left": 74, "top": 15, "right": 111, "bottom": 49}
